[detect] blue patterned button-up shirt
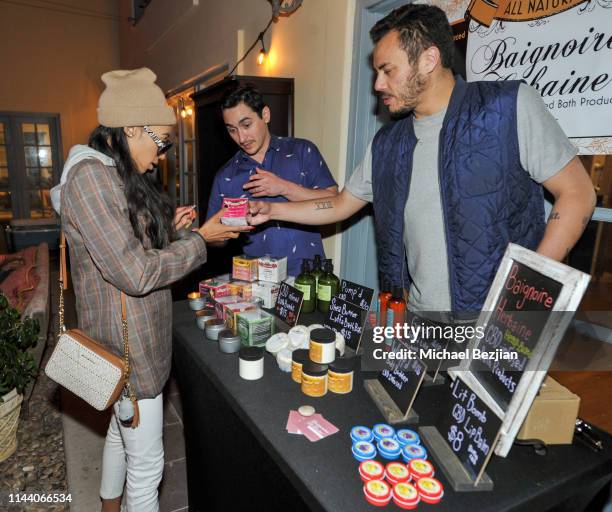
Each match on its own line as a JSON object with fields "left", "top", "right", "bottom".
{"left": 206, "top": 135, "right": 337, "bottom": 276}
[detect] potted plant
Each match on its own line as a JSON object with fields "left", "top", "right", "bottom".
{"left": 0, "top": 292, "right": 39, "bottom": 462}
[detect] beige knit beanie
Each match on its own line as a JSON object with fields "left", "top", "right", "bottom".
{"left": 97, "top": 68, "right": 176, "bottom": 127}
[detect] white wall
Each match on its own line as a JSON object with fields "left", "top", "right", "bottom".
{"left": 119, "top": 0, "right": 356, "bottom": 268}
{"left": 0, "top": 0, "right": 120, "bottom": 158}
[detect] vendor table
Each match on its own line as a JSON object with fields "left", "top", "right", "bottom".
{"left": 172, "top": 301, "right": 612, "bottom": 512}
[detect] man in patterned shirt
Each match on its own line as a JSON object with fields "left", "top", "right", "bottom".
{"left": 206, "top": 82, "right": 338, "bottom": 276}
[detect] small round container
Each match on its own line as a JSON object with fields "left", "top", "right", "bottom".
{"left": 289, "top": 325, "right": 310, "bottom": 350}
{"left": 205, "top": 319, "right": 225, "bottom": 340}
{"left": 188, "top": 292, "right": 206, "bottom": 311}
{"left": 352, "top": 441, "right": 377, "bottom": 462}
{"left": 301, "top": 361, "right": 328, "bottom": 397}
{"left": 350, "top": 426, "right": 374, "bottom": 444}
{"left": 328, "top": 357, "right": 356, "bottom": 394}
{"left": 396, "top": 429, "right": 420, "bottom": 448}
{"left": 402, "top": 444, "right": 427, "bottom": 463}
{"left": 276, "top": 348, "right": 293, "bottom": 372}
{"left": 218, "top": 330, "right": 241, "bottom": 354}
{"left": 265, "top": 332, "right": 289, "bottom": 355}
{"left": 359, "top": 460, "right": 384, "bottom": 482}
{"left": 363, "top": 480, "right": 392, "bottom": 507}
{"left": 335, "top": 331, "right": 346, "bottom": 356}
{"left": 291, "top": 349, "right": 309, "bottom": 383}
{"left": 308, "top": 323, "right": 323, "bottom": 332}
{"left": 408, "top": 459, "right": 434, "bottom": 481}
{"left": 195, "top": 308, "right": 216, "bottom": 330}
{"left": 372, "top": 423, "right": 395, "bottom": 442}
{"left": 384, "top": 462, "right": 410, "bottom": 485}
{"left": 309, "top": 328, "right": 336, "bottom": 364}
{"left": 416, "top": 477, "right": 444, "bottom": 504}
{"left": 377, "top": 437, "right": 402, "bottom": 461}
{"left": 239, "top": 346, "right": 264, "bottom": 380}
{"left": 393, "top": 482, "right": 420, "bottom": 510}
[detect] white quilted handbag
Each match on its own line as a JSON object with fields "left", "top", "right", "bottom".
{"left": 45, "top": 233, "right": 139, "bottom": 425}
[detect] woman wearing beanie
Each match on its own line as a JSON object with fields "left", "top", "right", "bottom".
{"left": 58, "top": 68, "right": 251, "bottom": 512}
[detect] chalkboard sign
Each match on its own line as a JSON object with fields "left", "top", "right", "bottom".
{"left": 323, "top": 296, "right": 367, "bottom": 351}
{"left": 468, "top": 261, "right": 562, "bottom": 409}
{"left": 337, "top": 279, "right": 374, "bottom": 311}
{"left": 450, "top": 243, "right": 590, "bottom": 457}
{"left": 274, "top": 282, "right": 303, "bottom": 327}
{"left": 377, "top": 337, "right": 427, "bottom": 415}
{"left": 439, "top": 376, "right": 502, "bottom": 482}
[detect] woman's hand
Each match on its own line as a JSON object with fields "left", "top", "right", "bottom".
{"left": 198, "top": 208, "right": 253, "bottom": 243}
{"left": 174, "top": 205, "right": 196, "bottom": 230}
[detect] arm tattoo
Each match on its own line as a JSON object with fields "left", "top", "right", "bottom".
{"left": 548, "top": 211, "right": 561, "bottom": 221}
{"left": 314, "top": 201, "right": 333, "bottom": 210}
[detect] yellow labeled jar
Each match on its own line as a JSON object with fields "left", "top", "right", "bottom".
{"left": 309, "top": 328, "right": 336, "bottom": 364}
{"left": 328, "top": 357, "right": 356, "bottom": 394}
{"left": 291, "top": 349, "right": 309, "bottom": 384}
{"left": 301, "top": 361, "right": 328, "bottom": 397}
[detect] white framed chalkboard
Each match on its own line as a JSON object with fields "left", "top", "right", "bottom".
{"left": 449, "top": 243, "right": 590, "bottom": 457}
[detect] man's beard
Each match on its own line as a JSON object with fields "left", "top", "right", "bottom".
{"left": 391, "top": 70, "right": 427, "bottom": 118}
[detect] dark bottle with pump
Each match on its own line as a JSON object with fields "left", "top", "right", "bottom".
{"left": 317, "top": 259, "right": 340, "bottom": 313}
{"left": 294, "top": 259, "right": 316, "bottom": 313}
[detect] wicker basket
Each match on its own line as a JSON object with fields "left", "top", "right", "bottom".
{"left": 0, "top": 389, "right": 23, "bottom": 463}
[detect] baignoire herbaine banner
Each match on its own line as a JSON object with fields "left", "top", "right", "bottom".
{"left": 422, "top": 0, "right": 612, "bottom": 154}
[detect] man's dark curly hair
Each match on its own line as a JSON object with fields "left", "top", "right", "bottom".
{"left": 370, "top": 4, "right": 454, "bottom": 69}
{"left": 221, "top": 82, "right": 267, "bottom": 118}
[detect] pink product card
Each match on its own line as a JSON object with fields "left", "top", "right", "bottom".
{"left": 286, "top": 410, "right": 303, "bottom": 435}
{"left": 293, "top": 413, "right": 339, "bottom": 442}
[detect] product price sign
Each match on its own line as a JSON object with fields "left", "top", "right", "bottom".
{"left": 274, "top": 282, "right": 303, "bottom": 327}
{"left": 377, "top": 337, "right": 427, "bottom": 416}
{"left": 468, "top": 261, "right": 562, "bottom": 409}
{"left": 337, "top": 279, "right": 374, "bottom": 311}
{"left": 323, "top": 296, "right": 366, "bottom": 351}
{"left": 439, "top": 376, "right": 502, "bottom": 483}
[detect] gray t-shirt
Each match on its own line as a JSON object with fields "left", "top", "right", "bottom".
{"left": 345, "top": 83, "right": 577, "bottom": 312}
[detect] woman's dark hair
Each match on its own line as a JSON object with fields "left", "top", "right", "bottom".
{"left": 88, "top": 125, "right": 174, "bottom": 249}
{"left": 370, "top": 4, "right": 454, "bottom": 69}
{"left": 221, "top": 82, "right": 267, "bottom": 117}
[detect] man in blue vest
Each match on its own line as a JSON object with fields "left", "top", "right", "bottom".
{"left": 248, "top": 4, "right": 595, "bottom": 316}
{"left": 207, "top": 83, "right": 338, "bottom": 276}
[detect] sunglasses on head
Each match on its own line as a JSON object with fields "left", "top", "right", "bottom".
{"left": 143, "top": 125, "right": 173, "bottom": 156}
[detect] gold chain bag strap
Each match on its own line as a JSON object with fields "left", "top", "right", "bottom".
{"left": 45, "top": 233, "right": 140, "bottom": 427}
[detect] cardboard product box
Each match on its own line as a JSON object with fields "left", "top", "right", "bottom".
{"left": 236, "top": 310, "right": 275, "bottom": 347}
{"left": 233, "top": 255, "right": 259, "bottom": 282}
{"left": 258, "top": 255, "right": 287, "bottom": 283}
{"left": 517, "top": 376, "right": 580, "bottom": 445}
{"left": 228, "top": 280, "right": 253, "bottom": 299}
{"left": 199, "top": 277, "right": 231, "bottom": 299}
{"left": 224, "top": 302, "right": 258, "bottom": 333}
{"left": 214, "top": 295, "right": 242, "bottom": 320}
{"left": 251, "top": 281, "right": 280, "bottom": 309}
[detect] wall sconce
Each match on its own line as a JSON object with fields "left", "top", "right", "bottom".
{"left": 179, "top": 98, "right": 193, "bottom": 118}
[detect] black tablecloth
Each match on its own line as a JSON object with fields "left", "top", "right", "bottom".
{"left": 172, "top": 301, "right": 612, "bottom": 512}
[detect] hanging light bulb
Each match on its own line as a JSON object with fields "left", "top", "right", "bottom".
{"left": 179, "top": 97, "right": 187, "bottom": 118}
{"left": 257, "top": 35, "right": 267, "bottom": 66}
{"left": 186, "top": 106, "right": 193, "bottom": 116}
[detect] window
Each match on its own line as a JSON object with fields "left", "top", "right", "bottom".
{"left": 0, "top": 113, "right": 61, "bottom": 221}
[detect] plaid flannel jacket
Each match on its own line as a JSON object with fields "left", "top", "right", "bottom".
{"left": 61, "top": 159, "right": 207, "bottom": 399}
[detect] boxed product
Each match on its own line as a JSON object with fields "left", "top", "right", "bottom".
{"left": 251, "top": 280, "right": 281, "bottom": 309}
{"left": 237, "top": 310, "right": 275, "bottom": 347}
{"left": 517, "top": 376, "right": 580, "bottom": 444}
{"left": 199, "top": 277, "right": 231, "bottom": 299}
{"left": 221, "top": 197, "right": 249, "bottom": 226}
{"left": 233, "top": 255, "right": 259, "bottom": 282}
{"left": 225, "top": 302, "right": 258, "bottom": 333}
{"left": 258, "top": 255, "right": 287, "bottom": 283}
{"left": 228, "top": 280, "right": 253, "bottom": 299}
{"left": 214, "top": 295, "right": 242, "bottom": 320}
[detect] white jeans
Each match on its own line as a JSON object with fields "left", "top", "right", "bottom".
{"left": 100, "top": 393, "right": 164, "bottom": 512}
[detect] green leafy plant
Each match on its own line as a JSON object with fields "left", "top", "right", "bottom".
{"left": 0, "top": 293, "right": 39, "bottom": 400}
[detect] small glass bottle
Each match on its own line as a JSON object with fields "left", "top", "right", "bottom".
{"left": 317, "top": 259, "right": 340, "bottom": 313}
{"left": 377, "top": 280, "right": 392, "bottom": 327}
{"left": 294, "top": 259, "right": 316, "bottom": 314}
{"left": 386, "top": 286, "right": 406, "bottom": 330}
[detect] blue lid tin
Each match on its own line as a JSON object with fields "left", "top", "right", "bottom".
{"left": 350, "top": 426, "right": 374, "bottom": 444}
{"left": 395, "top": 429, "right": 420, "bottom": 447}
{"left": 377, "top": 437, "right": 402, "bottom": 460}
{"left": 372, "top": 423, "right": 395, "bottom": 442}
{"left": 352, "top": 441, "right": 377, "bottom": 462}
{"left": 402, "top": 443, "right": 427, "bottom": 463}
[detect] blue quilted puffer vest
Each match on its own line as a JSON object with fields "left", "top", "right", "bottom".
{"left": 371, "top": 77, "right": 545, "bottom": 315}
